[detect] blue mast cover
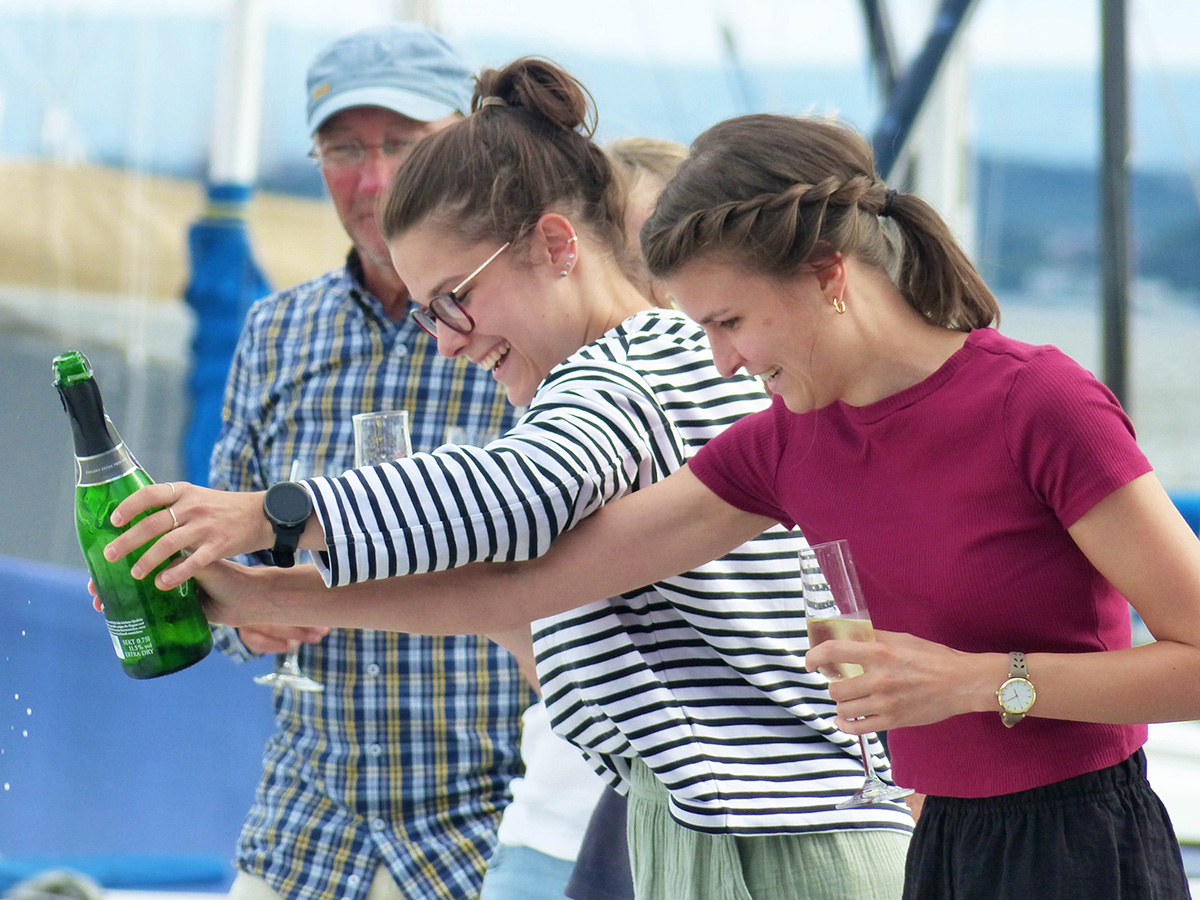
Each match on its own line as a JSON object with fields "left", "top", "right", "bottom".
{"left": 183, "top": 182, "right": 270, "bottom": 486}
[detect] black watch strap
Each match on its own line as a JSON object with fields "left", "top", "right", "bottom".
{"left": 270, "top": 532, "right": 301, "bottom": 568}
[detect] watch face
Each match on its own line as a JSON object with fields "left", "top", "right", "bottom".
{"left": 267, "top": 482, "right": 313, "bottom": 528}
{"left": 999, "top": 677, "right": 1036, "bottom": 714}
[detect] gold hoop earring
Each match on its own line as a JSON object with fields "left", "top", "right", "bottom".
{"left": 832, "top": 296, "right": 846, "bottom": 314}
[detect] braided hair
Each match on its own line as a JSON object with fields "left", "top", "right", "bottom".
{"left": 641, "top": 114, "right": 997, "bottom": 331}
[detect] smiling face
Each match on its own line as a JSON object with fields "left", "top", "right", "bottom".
{"left": 388, "top": 223, "right": 590, "bottom": 406}
{"left": 666, "top": 255, "right": 842, "bottom": 413}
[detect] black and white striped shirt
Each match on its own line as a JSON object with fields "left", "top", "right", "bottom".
{"left": 308, "top": 309, "right": 913, "bottom": 836}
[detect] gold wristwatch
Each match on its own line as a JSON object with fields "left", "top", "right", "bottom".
{"left": 996, "top": 651, "right": 1036, "bottom": 728}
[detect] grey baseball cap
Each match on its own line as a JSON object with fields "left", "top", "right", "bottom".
{"left": 305, "top": 23, "right": 474, "bottom": 135}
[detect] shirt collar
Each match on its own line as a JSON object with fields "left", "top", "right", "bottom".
{"left": 343, "top": 248, "right": 426, "bottom": 339}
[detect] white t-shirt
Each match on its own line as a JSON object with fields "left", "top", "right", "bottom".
{"left": 496, "top": 701, "right": 607, "bottom": 860}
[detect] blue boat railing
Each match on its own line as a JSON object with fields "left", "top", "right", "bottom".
{"left": 1172, "top": 491, "right": 1200, "bottom": 537}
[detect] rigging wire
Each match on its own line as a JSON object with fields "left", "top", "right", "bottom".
{"left": 627, "top": 0, "right": 691, "bottom": 141}
{"left": 1131, "top": 0, "right": 1200, "bottom": 211}
{"left": 718, "top": 18, "right": 758, "bottom": 114}
{"left": 114, "top": 11, "right": 163, "bottom": 458}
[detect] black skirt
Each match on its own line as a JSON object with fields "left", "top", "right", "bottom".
{"left": 904, "top": 749, "right": 1191, "bottom": 899}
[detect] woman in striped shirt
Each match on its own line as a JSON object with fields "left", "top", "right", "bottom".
{"left": 108, "top": 59, "right": 913, "bottom": 899}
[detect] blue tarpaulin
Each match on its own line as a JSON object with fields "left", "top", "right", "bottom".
{"left": 0, "top": 554, "right": 274, "bottom": 880}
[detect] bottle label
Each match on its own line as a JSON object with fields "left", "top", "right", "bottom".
{"left": 77, "top": 445, "right": 139, "bottom": 486}
{"left": 106, "top": 617, "right": 155, "bottom": 660}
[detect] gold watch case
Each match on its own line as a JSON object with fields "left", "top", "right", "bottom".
{"left": 997, "top": 675, "right": 1036, "bottom": 727}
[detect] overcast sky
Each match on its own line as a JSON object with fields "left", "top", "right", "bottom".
{"left": 10, "top": 0, "right": 1200, "bottom": 71}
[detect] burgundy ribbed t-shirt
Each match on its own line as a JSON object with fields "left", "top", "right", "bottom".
{"left": 689, "top": 327, "right": 1151, "bottom": 797}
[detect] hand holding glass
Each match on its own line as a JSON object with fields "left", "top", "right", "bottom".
{"left": 801, "top": 539, "right": 913, "bottom": 808}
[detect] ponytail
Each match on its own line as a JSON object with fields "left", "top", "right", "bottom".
{"left": 642, "top": 114, "right": 998, "bottom": 331}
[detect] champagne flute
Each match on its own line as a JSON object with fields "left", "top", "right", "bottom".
{"left": 800, "top": 539, "right": 913, "bottom": 808}
{"left": 256, "top": 413, "right": 411, "bottom": 691}
{"left": 253, "top": 457, "right": 328, "bottom": 693}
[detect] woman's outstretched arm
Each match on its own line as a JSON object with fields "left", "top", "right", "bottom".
{"left": 200, "top": 465, "right": 775, "bottom": 635}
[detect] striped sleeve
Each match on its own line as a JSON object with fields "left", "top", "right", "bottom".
{"left": 307, "top": 359, "right": 677, "bottom": 586}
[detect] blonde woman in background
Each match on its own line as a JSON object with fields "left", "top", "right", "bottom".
{"left": 604, "top": 136, "right": 687, "bottom": 309}
{"left": 487, "top": 136, "right": 691, "bottom": 900}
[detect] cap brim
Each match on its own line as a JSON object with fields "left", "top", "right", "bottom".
{"left": 308, "top": 86, "right": 461, "bottom": 134}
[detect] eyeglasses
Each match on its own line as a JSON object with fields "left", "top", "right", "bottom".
{"left": 308, "top": 139, "right": 416, "bottom": 169}
{"left": 411, "top": 243, "right": 511, "bottom": 338}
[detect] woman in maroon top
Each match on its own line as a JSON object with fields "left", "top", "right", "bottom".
{"left": 588, "top": 113, "right": 1200, "bottom": 898}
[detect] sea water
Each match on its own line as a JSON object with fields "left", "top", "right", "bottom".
{"left": 998, "top": 291, "right": 1200, "bottom": 494}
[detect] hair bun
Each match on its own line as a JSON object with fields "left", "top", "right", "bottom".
{"left": 472, "top": 57, "right": 595, "bottom": 137}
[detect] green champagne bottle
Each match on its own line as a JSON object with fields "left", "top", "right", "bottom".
{"left": 53, "top": 350, "right": 213, "bottom": 679}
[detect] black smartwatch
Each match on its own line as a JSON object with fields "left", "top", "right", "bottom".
{"left": 263, "top": 481, "right": 314, "bottom": 568}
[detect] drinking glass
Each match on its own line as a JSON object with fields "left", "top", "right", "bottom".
{"left": 257, "top": 412, "right": 411, "bottom": 692}
{"left": 253, "top": 457, "right": 329, "bottom": 693}
{"left": 353, "top": 410, "right": 412, "bottom": 467}
{"left": 800, "top": 538, "right": 913, "bottom": 808}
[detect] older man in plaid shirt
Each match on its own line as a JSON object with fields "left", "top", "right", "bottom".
{"left": 210, "top": 24, "right": 532, "bottom": 900}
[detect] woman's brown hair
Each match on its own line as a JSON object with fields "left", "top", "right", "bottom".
{"left": 380, "top": 57, "right": 627, "bottom": 260}
{"left": 641, "top": 114, "right": 998, "bottom": 331}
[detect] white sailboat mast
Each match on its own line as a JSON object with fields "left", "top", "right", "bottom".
{"left": 907, "top": 41, "right": 976, "bottom": 260}
{"left": 209, "top": 0, "right": 267, "bottom": 187}
{"left": 393, "top": 0, "right": 440, "bottom": 28}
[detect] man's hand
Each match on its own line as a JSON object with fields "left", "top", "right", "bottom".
{"left": 238, "top": 624, "right": 331, "bottom": 655}
{"left": 88, "top": 572, "right": 329, "bottom": 652}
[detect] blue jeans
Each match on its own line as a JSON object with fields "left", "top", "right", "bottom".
{"left": 479, "top": 843, "right": 575, "bottom": 900}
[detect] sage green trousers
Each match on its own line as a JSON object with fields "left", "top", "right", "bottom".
{"left": 626, "top": 760, "right": 910, "bottom": 900}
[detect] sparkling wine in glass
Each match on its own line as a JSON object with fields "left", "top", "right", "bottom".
{"left": 253, "top": 456, "right": 329, "bottom": 693}
{"left": 800, "top": 539, "right": 913, "bottom": 809}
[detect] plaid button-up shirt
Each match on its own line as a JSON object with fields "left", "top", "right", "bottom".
{"left": 210, "top": 252, "right": 532, "bottom": 900}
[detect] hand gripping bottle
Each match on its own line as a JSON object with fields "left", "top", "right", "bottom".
{"left": 53, "top": 350, "right": 212, "bottom": 678}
